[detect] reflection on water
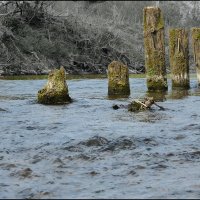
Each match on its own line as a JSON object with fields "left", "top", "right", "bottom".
{"left": 146, "top": 90, "right": 168, "bottom": 102}
{"left": 107, "top": 94, "right": 130, "bottom": 100}
{"left": 190, "top": 87, "right": 200, "bottom": 96}
{"left": 168, "top": 89, "right": 189, "bottom": 100}
{"left": 1, "top": 77, "right": 200, "bottom": 198}
{"left": 0, "top": 95, "right": 28, "bottom": 100}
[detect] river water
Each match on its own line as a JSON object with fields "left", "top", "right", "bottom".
{"left": 1, "top": 76, "right": 200, "bottom": 198}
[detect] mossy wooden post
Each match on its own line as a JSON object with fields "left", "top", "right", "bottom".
{"left": 108, "top": 61, "right": 130, "bottom": 97}
{"left": 37, "top": 66, "right": 71, "bottom": 104}
{"left": 143, "top": 7, "right": 168, "bottom": 91}
{"left": 169, "top": 28, "right": 190, "bottom": 89}
{"left": 191, "top": 28, "right": 200, "bottom": 85}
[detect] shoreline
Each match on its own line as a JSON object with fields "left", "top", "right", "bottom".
{"left": 0, "top": 73, "right": 198, "bottom": 80}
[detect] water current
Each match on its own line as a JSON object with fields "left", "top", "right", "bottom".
{"left": 1, "top": 76, "right": 200, "bottom": 198}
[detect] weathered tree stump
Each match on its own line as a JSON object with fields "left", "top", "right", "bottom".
{"left": 143, "top": 7, "right": 168, "bottom": 91}
{"left": 191, "top": 28, "right": 200, "bottom": 85}
{"left": 169, "top": 28, "right": 190, "bottom": 89}
{"left": 108, "top": 61, "right": 130, "bottom": 97}
{"left": 37, "top": 66, "right": 71, "bottom": 104}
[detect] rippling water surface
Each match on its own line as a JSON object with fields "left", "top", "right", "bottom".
{"left": 1, "top": 76, "right": 200, "bottom": 198}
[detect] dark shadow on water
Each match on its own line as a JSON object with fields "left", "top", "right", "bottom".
{"left": 36, "top": 98, "right": 74, "bottom": 106}
{"left": 0, "top": 95, "right": 27, "bottom": 100}
{"left": 0, "top": 107, "right": 7, "bottom": 112}
{"left": 27, "top": 99, "right": 38, "bottom": 105}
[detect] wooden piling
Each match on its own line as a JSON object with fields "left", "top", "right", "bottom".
{"left": 143, "top": 7, "right": 168, "bottom": 91}
{"left": 37, "top": 66, "right": 71, "bottom": 104}
{"left": 169, "top": 28, "right": 190, "bottom": 89}
{"left": 191, "top": 28, "right": 200, "bottom": 85}
{"left": 108, "top": 61, "right": 130, "bottom": 97}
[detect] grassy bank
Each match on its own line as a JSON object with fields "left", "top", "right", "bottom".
{"left": 1, "top": 73, "right": 198, "bottom": 80}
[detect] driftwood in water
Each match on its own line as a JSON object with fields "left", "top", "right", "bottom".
{"left": 128, "top": 97, "right": 154, "bottom": 112}
{"left": 112, "top": 97, "right": 165, "bottom": 111}
{"left": 128, "top": 97, "right": 165, "bottom": 112}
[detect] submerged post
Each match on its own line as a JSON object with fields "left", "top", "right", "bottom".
{"left": 169, "top": 28, "right": 189, "bottom": 88}
{"left": 108, "top": 61, "right": 130, "bottom": 97}
{"left": 191, "top": 28, "right": 200, "bottom": 85}
{"left": 37, "top": 66, "right": 71, "bottom": 104}
{"left": 143, "top": 7, "right": 168, "bottom": 91}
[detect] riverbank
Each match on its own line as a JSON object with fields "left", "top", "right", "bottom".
{"left": 0, "top": 2, "right": 145, "bottom": 77}
{"left": 1, "top": 73, "right": 198, "bottom": 81}
{"left": 0, "top": 73, "right": 146, "bottom": 80}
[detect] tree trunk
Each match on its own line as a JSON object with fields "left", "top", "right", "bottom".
{"left": 191, "top": 28, "right": 200, "bottom": 85}
{"left": 143, "top": 7, "right": 168, "bottom": 91}
{"left": 169, "top": 28, "right": 189, "bottom": 88}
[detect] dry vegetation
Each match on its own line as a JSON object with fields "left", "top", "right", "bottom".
{"left": 0, "top": 1, "right": 199, "bottom": 75}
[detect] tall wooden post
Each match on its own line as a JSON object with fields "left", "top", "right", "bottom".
{"left": 108, "top": 61, "right": 130, "bottom": 97}
{"left": 143, "top": 7, "right": 168, "bottom": 91}
{"left": 169, "top": 28, "right": 190, "bottom": 89}
{"left": 191, "top": 28, "right": 200, "bottom": 85}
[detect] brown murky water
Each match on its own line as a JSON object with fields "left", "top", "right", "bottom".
{"left": 1, "top": 76, "right": 200, "bottom": 198}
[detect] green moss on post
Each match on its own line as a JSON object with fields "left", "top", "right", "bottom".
{"left": 108, "top": 61, "right": 130, "bottom": 97}
{"left": 191, "top": 28, "right": 200, "bottom": 85}
{"left": 143, "top": 7, "right": 168, "bottom": 91}
{"left": 37, "top": 66, "right": 72, "bottom": 104}
{"left": 169, "top": 28, "right": 189, "bottom": 89}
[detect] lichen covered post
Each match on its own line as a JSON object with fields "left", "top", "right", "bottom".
{"left": 169, "top": 28, "right": 190, "bottom": 89}
{"left": 191, "top": 28, "right": 200, "bottom": 85}
{"left": 108, "top": 61, "right": 130, "bottom": 97}
{"left": 143, "top": 7, "right": 168, "bottom": 91}
{"left": 37, "top": 66, "right": 71, "bottom": 104}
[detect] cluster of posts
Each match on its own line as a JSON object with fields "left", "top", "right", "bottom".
{"left": 143, "top": 6, "right": 200, "bottom": 91}
{"left": 37, "top": 6, "right": 200, "bottom": 105}
{"left": 108, "top": 6, "right": 200, "bottom": 98}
